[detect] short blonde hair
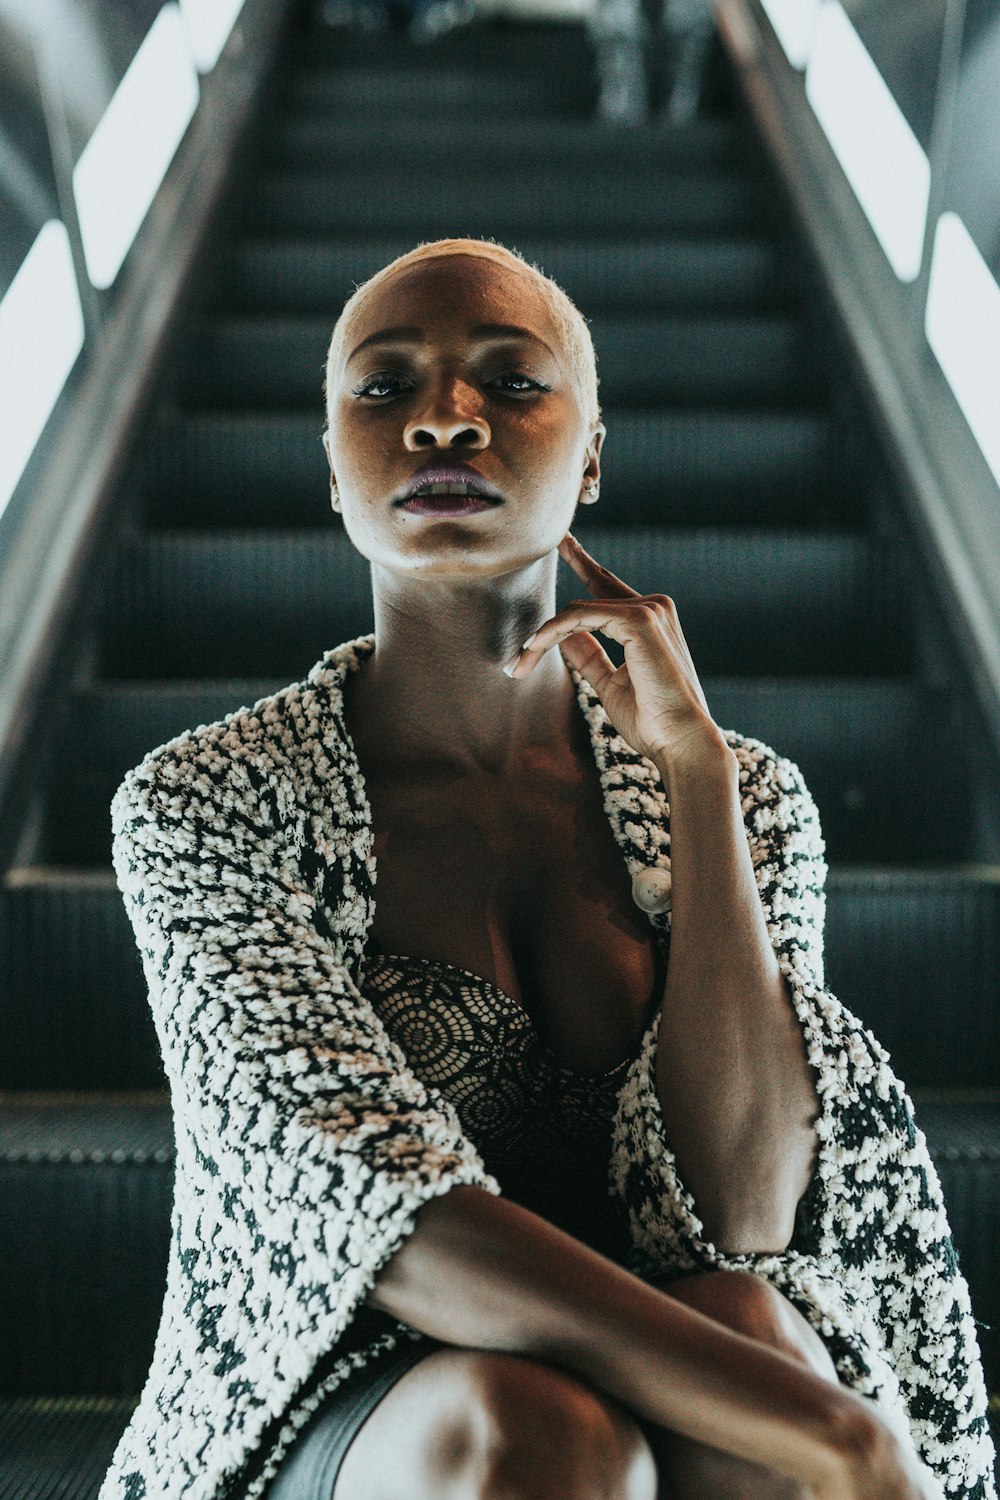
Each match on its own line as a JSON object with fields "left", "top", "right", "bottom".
{"left": 324, "top": 237, "right": 601, "bottom": 429}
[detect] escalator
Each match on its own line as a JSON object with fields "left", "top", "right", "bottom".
{"left": 1, "top": 6, "right": 998, "bottom": 1494}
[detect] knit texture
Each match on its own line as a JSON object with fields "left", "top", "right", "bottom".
{"left": 101, "top": 632, "right": 995, "bottom": 1499}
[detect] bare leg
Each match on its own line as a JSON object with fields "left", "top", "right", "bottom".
{"left": 332, "top": 1344, "right": 658, "bottom": 1500}
{"left": 332, "top": 1270, "right": 838, "bottom": 1499}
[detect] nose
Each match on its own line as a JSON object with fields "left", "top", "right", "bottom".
{"left": 402, "top": 376, "right": 491, "bottom": 451}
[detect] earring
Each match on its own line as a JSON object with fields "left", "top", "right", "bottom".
{"left": 330, "top": 484, "right": 340, "bottom": 508}
{"left": 583, "top": 482, "right": 599, "bottom": 499}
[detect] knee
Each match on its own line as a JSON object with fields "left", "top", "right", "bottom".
{"left": 445, "top": 1353, "right": 657, "bottom": 1500}
{"left": 668, "top": 1270, "right": 839, "bottom": 1383}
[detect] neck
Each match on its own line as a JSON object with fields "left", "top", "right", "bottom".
{"left": 343, "top": 562, "right": 581, "bottom": 778}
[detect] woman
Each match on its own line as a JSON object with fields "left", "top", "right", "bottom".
{"left": 101, "top": 237, "right": 994, "bottom": 1500}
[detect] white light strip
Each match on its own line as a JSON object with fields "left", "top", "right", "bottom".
{"left": 805, "top": 0, "right": 930, "bottom": 282}
{"left": 759, "top": 0, "right": 821, "bottom": 69}
{"left": 73, "top": 3, "right": 199, "bottom": 290}
{"left": 926, "top": 212, "right": 1000, "bottom": 490}
{"left": 0, "top": 221, "right": 85, "bottom": 523}
{"left": 178, "top": 0, "right": 247, "bottom": 73}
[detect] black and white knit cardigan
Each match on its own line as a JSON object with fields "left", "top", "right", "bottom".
{"left": 101, "top": 632, "right": 996, "bottom": 1500}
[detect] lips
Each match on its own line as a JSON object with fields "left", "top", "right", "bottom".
{"left": 395, "top": 464, "right": 502, "bottom": 506}
{"left": 402, "top": 494, "right": 496, "bottom": 515}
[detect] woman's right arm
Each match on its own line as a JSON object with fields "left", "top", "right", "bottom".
{"left": 370, "top": 1184, "right": 942, "bottom": 1500}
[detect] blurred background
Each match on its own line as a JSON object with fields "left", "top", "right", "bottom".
{"left": 0, "top": 0, "right": 998, "bottom": 1492}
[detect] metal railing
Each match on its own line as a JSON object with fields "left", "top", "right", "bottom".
{"left": 0, "top": 0, "right": 295, "bottom": 867}
{"left": 715, "top": 0, "right": 1000, "bottom": 766}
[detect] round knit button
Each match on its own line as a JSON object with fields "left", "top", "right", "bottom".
{"left": 631, "top": 867, "right": 672, "bottom": 913}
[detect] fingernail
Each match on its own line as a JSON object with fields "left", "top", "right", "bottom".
{"left": 522, "top": 632, "right": 536, "bottom": 650}
{"left": 502, "top": 659, "right": 519, "bottom": 678}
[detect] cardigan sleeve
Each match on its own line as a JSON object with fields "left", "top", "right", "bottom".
{"left": 108, "top": 729, "right": 502, "bottom": 1488}
{"left": 607, "top": 734, "right": 997, "bottom": 1500}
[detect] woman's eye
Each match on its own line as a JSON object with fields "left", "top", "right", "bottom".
{"left": 352, "top": 373, "right": 409, "bottom": 398}
{"left": 493, "top": 373, "right": 551, "bottom": 394}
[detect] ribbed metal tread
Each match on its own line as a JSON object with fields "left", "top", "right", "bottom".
{"left": 918, "top": 1099, "right": 1000, "bottom": 1390}
{"left": 0, "top": 1094, "right": 173, "bottom": 1163}
{"left": 0, "top": 1395, "right": 137, "bottom": 1500}
{"left": 95, "top": 525, "right": 909, "bottom": 680}
{"left": 41, "top": 677, "right": 968, "bottom": 867}
{"left": 0, "top": 1093, "right": 996, "bottom": 1392}
{"left": 1, "top": 1395, "right": 997, "bottom": 1500}
{"left": 4, "top": 863, "right": 997, "bottom": 1092}
{"left": 137, "top": 409, "right": 848, "bottom": 527}
{"left": 0, "top": 1094, "right": 173, "bottom": 1395}
{"left": 285, "top": 66, "right": 593, "bottom": 117}
{"left": 4, "top": 1091, "right": 997, "bottom": 1166}
{"left": 216, "top": 235, "right": 797, "bottom": 316}
{"left": 270, "top": 116, "right": 752, "bottom": 169}
{"left": 242, "top": 167, "right": 767, "bottom": 235}
{"left": 179, "top": 313, "right": 822, "bottom": 411}
{"left": 290, "top": 18, "right": 597, "bottom": 70}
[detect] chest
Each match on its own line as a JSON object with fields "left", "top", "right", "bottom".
{"left": 361, "top": 761, "right": 667, "bottom": 1076}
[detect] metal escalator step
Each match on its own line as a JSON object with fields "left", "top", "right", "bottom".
{"left": 827, "top": 869, "right": 1000, "bottom": 1086}
{"left": 40, "top": 678, "right": 970, "bottom": 869}
{"left": 290, "top": 19, "right": 597, "bottom": 71}
{"left": 95, "top": 527, "right": 909, "bottom": 680}
{"left": 0, "top": 869, "right": 164, "bottom": 1091}
{"left": 914, "top": 1099, "right": 1000, "bottom": 1389}
{"left": 0, "top": 1395, "right": 136, "bottom": 1500}
{"left": 217, "top": 235, "right": 796, "bottom": 316}
{"left": 138, "top": 409, "right": 843, "bottom": 527}
{"left": 270, "top": 116, "right": 751, "bottom": 170}
{"left": 0, "top": 1095, "right": 172, "bottom": 1395}
{"left": 242, "top": 168, "right": 767, "bottom": 235}
{"left": 285, "top": 66, "right": 591, "bottom": 117}
{"left": 4, "top": 858, "right": 996, "bottom": 1092}
{"left": 179, "top": 313, "right": 823, "bottom": 411}
{"left": 0, "top": 1094, "right": 996, "bottom": 1390}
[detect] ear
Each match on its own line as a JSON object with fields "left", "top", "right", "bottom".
{"left": 580, "top": 422, "right": 605, "bottom": 504}
{"left": 322, "top": 431, "right": 341, "bottom": 512}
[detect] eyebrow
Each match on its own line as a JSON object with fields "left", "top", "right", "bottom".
{"left": 346, "top": 323, "right": 556, "bottom": 363}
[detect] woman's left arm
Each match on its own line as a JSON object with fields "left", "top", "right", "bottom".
{"left": 507, "top": 533, "right": 997, "bottom": 1496}
{"left": 650, "top": 734, "right": 819, "bottom": 1253}
{"left": 507, "top": 531, "right": 821, "bottom": 1252}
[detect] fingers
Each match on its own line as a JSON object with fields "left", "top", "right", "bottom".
{"left": 507, "top": 598, "right": 656, "bottom": 678}
{"left": 558, "top": 532, "right": 640, "bottom": 599}
{"left": 555, "top": 630, "right": 620, "bottom": 696}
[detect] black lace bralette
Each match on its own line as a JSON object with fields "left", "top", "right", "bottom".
{"left": 359, "top": 944, "right": 666, "bottom": 1158}
{"left": 359, "top": 944, "right": 666, "bottom": 1262}
{"left": 358, "top": 948, "right": 665, "bottom": 1266}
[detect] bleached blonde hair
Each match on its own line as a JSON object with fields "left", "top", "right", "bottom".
{"left": 323, "top": 237, "right": 601, "bottom": 429}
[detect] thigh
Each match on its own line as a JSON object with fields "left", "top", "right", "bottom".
{"left": 267, "top": 1338, "right": 446, "bottom": 1500}
{"left": 332, "top": 1344, "right": 658, "bottom": 1500}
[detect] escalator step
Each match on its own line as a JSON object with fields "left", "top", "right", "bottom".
{"left": 4, "top": 864, "right": 995, "bottom": 1093}
{"left": 137, "top": 409, "right": 847, "bottom": 527}
{"left": 40, "top": 678, "right": 971, "bottom": 868}
{"left": 285, "top": 65, "right": 591, "bottom": 117}
{"left": 1, "top": 1094, "right": 995, "bottom": 1392}
{"left": 95, "top": 526, "right": 911, "bottom": 680}
{"left": 269, "top": 116, "right": 751, "bottom": 169}
{"left": 289, "top": 19, "right": 597, "bottom": 71}
{"left": 0, "top": 871, "right": 164, "bottom": 1091}
{"left": 216, "top": 235, "right": 797, "bottom": 316}
{"left": 917, "top": 1100, "right": 1000, "bottom": 1391}
{"left": 178, "top": 314, "right": 824, "bottom": 411}
{"left": 241, "top": 168, "right": 767, "bottom": 235}
{"left": 0, "top": 1395, "right": 136, "bottom": 1500}
{"left": 0, "top": 1095, "right": 173, "bottom": 1396}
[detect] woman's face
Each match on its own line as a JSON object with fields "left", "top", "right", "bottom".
{"left": 323, "top": 254, "right": 605, "bottom": 579}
